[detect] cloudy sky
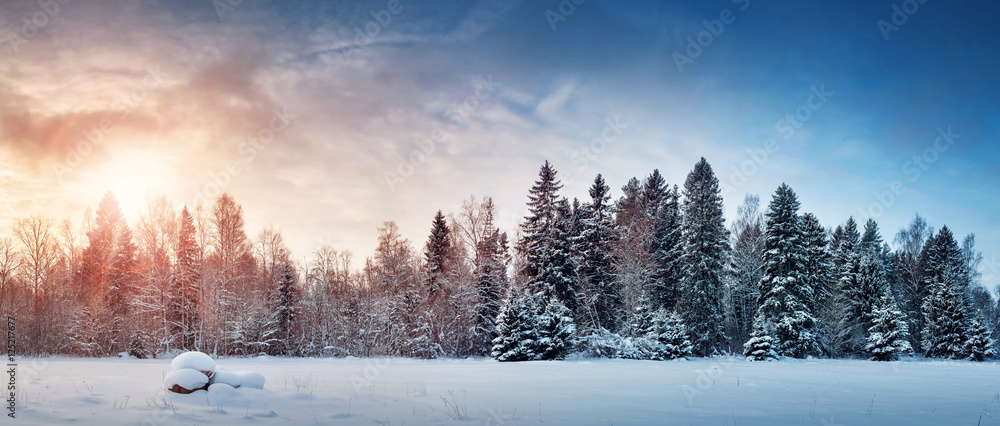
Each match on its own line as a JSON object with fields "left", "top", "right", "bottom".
{"left": 1, "top": 0, "right": 998, "bottom": 283}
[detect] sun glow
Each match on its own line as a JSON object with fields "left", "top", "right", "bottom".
{"left": 83, "top": 147, "right": 177, "bottom": 222}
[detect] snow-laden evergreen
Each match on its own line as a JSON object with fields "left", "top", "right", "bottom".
{"left": 802, "top": 213, "right": 837, "bottom": 356}
{"left": 744, "top": 329, "right": 777, "bottom": 361}
{"left": 920, "top": 227, "right": 970, "bottom": 359}
{"left": 491, "top": 290, "right": 540, "bottom": 361}
{"left": 536, "top": 294, "right": 577, "bottom": 360}
{"left": 801, "top": 213, "right": 833, "bottom": 319}
{"left": 518, "top": 161, "right": 564, "bottom": 280}
{"left": 174, "top": 206, "right": 202, "bottom": 351}
{"left": 678, "top": 158, "right": 729, "bottom": 356}
{"left": 645, "top": 172, "right": 684, "bottom": 312}
{"left": 834, "top": 217, "right": 864, "bottom": 357}
{"left": 963, "top": 314, "right": 995, "bottom": 361}
{"left": 269, "top": 262, "right": 298, "bottom": 355}
{"left": 865, "top": 294, "right": 912, "bottom": 361}
{"left": 647, "top": 309, "right": 693, "bottom": 360}
{"left": 751, "top": 184, "right": 819, "bottom": 358}
{"left": 496, "top": 162, "right": 578, "bottom": 361}
{"left": 575, "top": 174, "right": 621, "bottom": 334}
{"left": 424, "top": 210, "right": 452, "bottom": 296}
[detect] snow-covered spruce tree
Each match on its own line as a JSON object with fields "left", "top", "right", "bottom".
{"left": 424, "top": 210, "right": 453, "bottom": 299}
{"left": 678, "top": 158, "right": 729, "bottom": 357}
{"left": 176, "top": 206, "right": 202, "bottom": 350}
{"left": 834, "top": 217, "right": 865, "bottom": 357}
{"left": 528, "top": 200, "right": 579, "bottom": 359}
{"left": 269, "top": 262, "right": 298, "bottom": 355}
{"left": 921, "top": 277, "right": 968, "bottom": 359}
{"left": 642, "top": 171, "right": 668, "bottom": 309}
{"left": 492, "top": 289, "right": 540, "bottom": 361}
{"left": 744, "top": 324, "right": 777, "bottom": 361}
{"left": 963, "top": 314, "right": 995, "bottom": 361}
{"left": 510, "top": 162, "right": 578, "bottom": 360}
{"left": 801, "top": 214, "right": 834, "bottom": 320}
{"left": 536, "top": 294, "right": 577, "bottom": 360}
{"left": 650, "top": 182, "right": 683, "bottom": 313}
{"left": 649, "top": 309, "right": 693, "bottom": 360}
{"left": 518, "top": 161, "right": 564, "bottom": 281}
{"left": 575, "top": 174, "right": 620, "bottom": 334}
{"left": 802, "top": 213, "right": 837, "bottom": 357}
{"left": 840, "top": 220, "right": 892, "bottom": 357}
{"left": 865, "top": 294, "right": 912, "bottom": 361}
{"left": 921, "top": 226, "right": 969, "bottom": 359}
{"left": 842, "top": 252, "right": 890, "bottom": 357}
{"left": 752, "top": 184, "right": 819, "bottom": 358}
{"left": 530, "top": 198, "right": 578, "bottom": 312}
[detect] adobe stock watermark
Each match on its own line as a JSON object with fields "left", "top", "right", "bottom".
{"left": 680, "top": 360, "right": 734, "bottom": 407}
{"left": 341, "top": 0, "right": 409, "bottom": 66}
{"left": 189, "top": 106, "right": 294, "bottom": 207}
{"left": 857, "top": 126, "right": 959, "bottom": 219}
{"left": 545, "top": 0, "right": 587, "bottom": 31}
{"left": 351, "top": 358, "right": 391, "bottom": 394}
{"left": 877, "top": 0, "right": 929, "bottom": 41}
{"left": 6, "top": 316, "right": 14, "bottom": 419}
{"left": 673, "top": 0, "right": 750, "bottom": 73}
{"left": 211, "top": 0, "right": 244, "bottom": 21}
{"left": 2, "top": 0, "right": 71, "bottom": 55}
{"left": 723, "top": 84, "right": 834, "bottom": 196}
{"left": 562, "top": 114, "right": 635, "bottom": 187}
{"left": 384, "top": 74, "right": 501, "bottom": 192}
{"left": 50, "top": 64, "right": 166, "bottom": 185}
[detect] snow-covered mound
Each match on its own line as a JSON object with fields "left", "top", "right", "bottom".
{"left": 164, "top": 368, "right": 210, "bottom": 394}
{"left": 210, "top": 368, "right": 242, "bottom": 388}
{"left": 207, "top": 383, "right": 238, "bottom": 396}
{"left": 165, "top": 353, "right": 265, "bottom": 393}
{"left": 234, "top": 371, "right": 265, "bottom": 389}
{"left": 171, "top": 351, "right": 216, "bottom": 375}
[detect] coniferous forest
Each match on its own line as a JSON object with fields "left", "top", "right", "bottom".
{"left": 2, "top": 158, "right": 995, "bottom": 362}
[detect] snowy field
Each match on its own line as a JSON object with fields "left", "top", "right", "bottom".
{"left": 9, "top": 356, "right": 1000, "bottom": 425}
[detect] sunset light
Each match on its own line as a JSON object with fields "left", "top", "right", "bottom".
{"left": 80, "top": 147, "right": 176, "bottom": 221}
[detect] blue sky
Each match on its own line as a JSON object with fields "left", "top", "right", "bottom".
{"left": 0, "top": 0, "right": 997, "bottom": 284}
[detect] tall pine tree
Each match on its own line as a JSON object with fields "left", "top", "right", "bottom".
{"left": 78, "top": 192, "right": 138, "bottom": 355}
{"left": 175, "top": 206, "right": 201, "bottom": 350}
{"left": 424, "top": 210, "right": 454, "bottom": 299}
{"left": 270, "top": 262, "right": 298, "bottom": 355}
{"left": 576, "top": 174, "right": 620, "bottom": 333}
{"left": 650, "top": 184, "right": 683, "bottom": 312}
{"left": 921, "top": 226, "right": 969, "bottom": 359}
{"left": 518, "top": 161, "right": 563, "bottom": 281}
{"left": 513, "top": 162, "right": 578, "bottom": 360}
{"left": 750, "top": 184, "right": 819, "bottom": 359}
{"left": 834, "top": 217, "right": 864, "bottom": 357}
{"left": 678, "top": 158, "right": 729, "bottom": 356}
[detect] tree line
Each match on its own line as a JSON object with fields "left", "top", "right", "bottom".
{"left": 1, "top": 158, "right": 996, "bottom": 361}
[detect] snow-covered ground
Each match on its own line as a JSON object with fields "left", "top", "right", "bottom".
{"left": 10, "top": 356, "right": 1000, "bottom": 425}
